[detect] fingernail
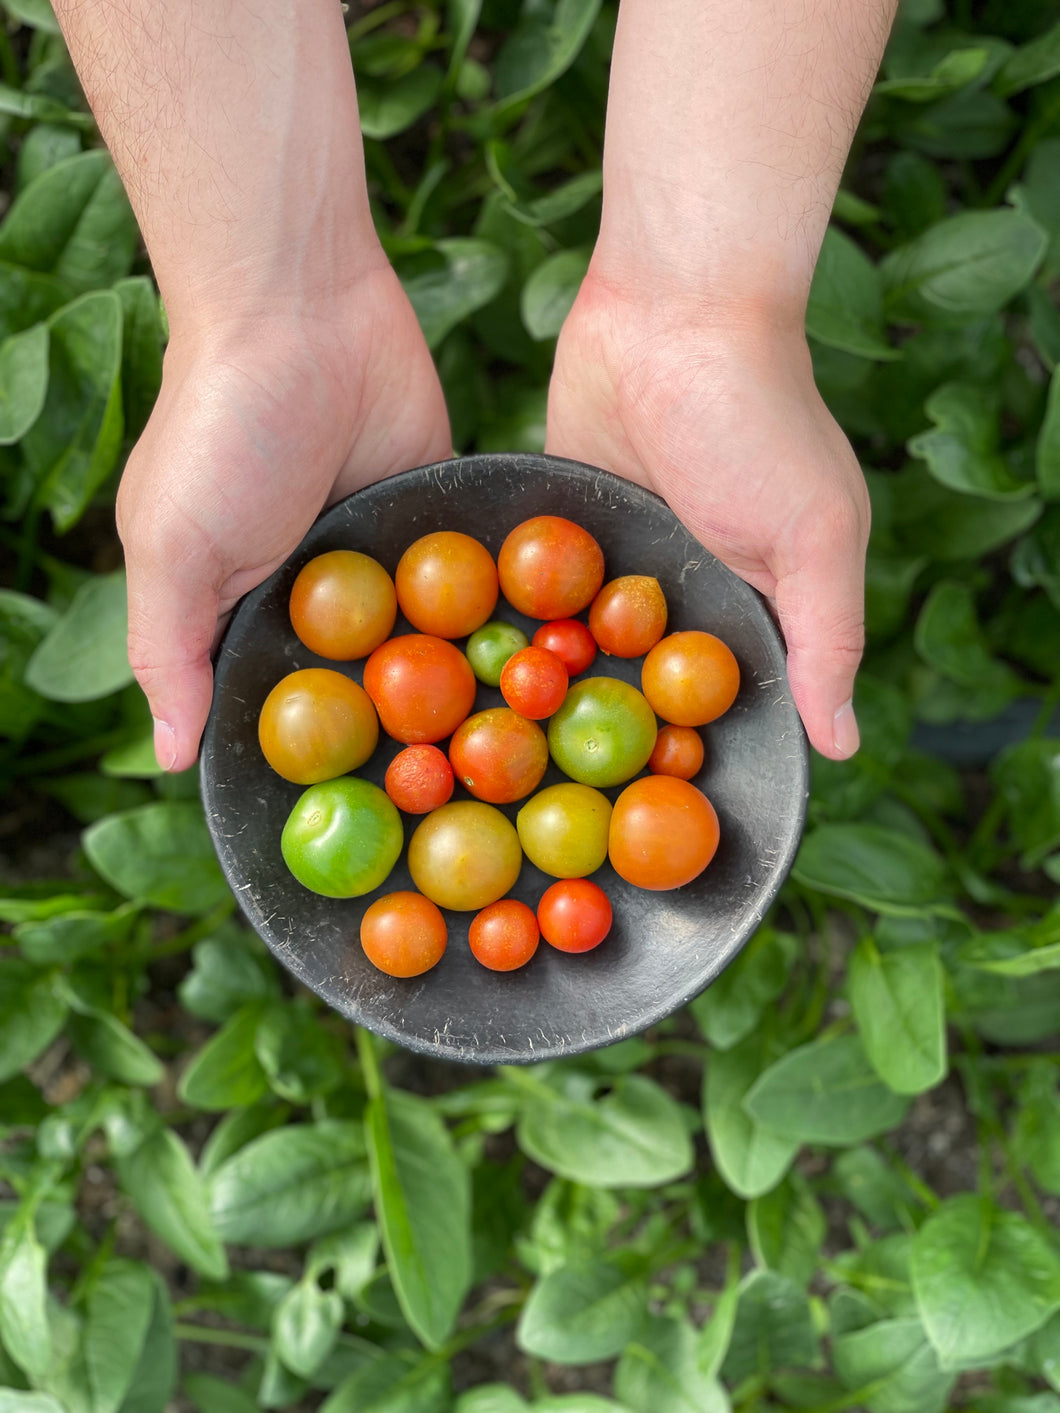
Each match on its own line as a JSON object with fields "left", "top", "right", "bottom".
{"left": 832, "top": 700, "right": 860, "bottom": 759}
{"left": 153, "top": 718, "right": 178, "bottom": 771}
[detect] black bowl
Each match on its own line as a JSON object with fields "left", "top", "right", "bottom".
{"left": 200, "top": 454, "right": 808, "bottom": 1065}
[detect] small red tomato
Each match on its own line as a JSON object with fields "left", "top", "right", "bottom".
{"left": 449, "top": 708, "right": 548, "bottom": 804}
{"left": 385, "top": 744, "right": 455, "bottom": 814}
{"left": 648, "top": 724, "right": 705, "bottom": 780}
{"left": 363, "top": 634, "right": 476, "bottom": 743}
{"left": 537, "top": 878, "right": 612, "bottom": 954}
{"left": 360, "top": 891, "right": 447, "bottom": 978}
{"left": 532, "top": 619, "right": 597, "bottom": 676}
{"left": 589, "top": 576, "right": 668, "bottom": 658}
{"left": 500, "top": 646, "right": 568, "bottom": 720}
{"left": 498, "top": 516, "right": 605, "bottom": 620}
{"left": 469, "top": 899, "right": 540, "bottom": 972}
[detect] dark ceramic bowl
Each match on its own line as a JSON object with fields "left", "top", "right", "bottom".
{"left": 200, "top": 454, "right": 808, "bottom": 1065}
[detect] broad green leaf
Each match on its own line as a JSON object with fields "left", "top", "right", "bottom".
{"left": 494, "top": 0, "right": 602, "bottom": 108}
{"left": 883, "top": 209, "right": 1047, "bottom": 317}
{"left": 84, "top": 1258, "right": 154, "bottom": 1413}
{"left": 521, "top": 246, "right": 590, "bottom": 340}
{"left": 834, "top": 1146, "right": 921, "bottom": 1231}
{"left": 721, "top": 1271, "right": 818, "bottom": 1383}
{"left": 690, "top": 930, "right": 797, "bottom": 1050}
{"left": 1012, "top": 508, "right": 1060, "bottom": 610}
{"left": 912, "top": 1196, "right": 1060, "bottom": 1365}
{"left": 209, "top": 1121, "right": 371, "bottom": 1247}
{"left": 14, "top": 905, "right": 137, "bottom": 965}
{"left": 199, "top": 1103, "right": 289, "bottom": 1180}
{"left": 1017, "top": 138, "right": 1060, "bottom": 278}
{"left": 0, "top": 1216, "right": 50, "bottom": 1380}
{"left": 359, "top": 64, "right": 444, "bottom": 140}
{"left": 0, "top": 323, "right": 47, "bottom": 443}
{"left": 114, "top": 277, "right": 164, "bottom": 442}
{"left": 83, "top": 801, "right": 228, "bottom": 914}
{"left": 957, "top": 932, "right": 1060, "bottom": 978}
{"left": 793, "top": 823, "right": 949, "bottom": 914}
{"left": 508, "top": 169, "right": 603, "bottom": 228}
{"left": 747, "top": 1174, "right": 826, "bottom": 1287}
{"left": 889, "top": 86, "right": 1016, "bottom": 162}
{"left": 806, "top": 228, "right": 898, "bottom": 360}
{"left": 178, "top": 929, "right": 278, "bottom": 1023}
{"left": 273, "top": 1277, "right": 344, "bottom": 1379}
{"left": 908, "top": 383, "right": 1034, "bottom": 500}
{"left": 254, "top": 999, "right": 345, "bottom": 1103}
{"left": 833, "top": 1316, "right": 955, "bottom": 1413}
{"left": 614, "top": 1313, "right": 730, "bottom": 1413}
{"left": 183, "top": 1374, "right": 259, "bottom": 1413}
{"left": 990, "top": 739, "right": 1060, "bottom": 868}
{"left": 116, "top": 1127, "right": 228, "bottom": 1281}
{"left": 532, "top": 1401, "right": 630, "bottom": 1413}
{"left": 1012, "top": 1064, "right": 1060, "bottom": 1196}
{"left": 994, "top": 20, "right": 1060, "bottom": 95}
{"left": 38, "top": 772, "right": 150, "bottom": 824}
{"left": 896, "top": 483, "right": 1041, "bottom": 560}
{"left": 400, "top": 238, "right": 508, "bottom": 348}
{"left": 17, "top": 123, "right": 83, "bottom": 192}
{"left": 309, "top": 1222, "right": 380, "bottom": 1301}
{"left": 25, "top": 570, "right": 131, "bottom": 702}
{"left": 321, "top": 1349, "right": 450, "bottom": 1413}
{"left": 115, "top": 1266, "right": 176, "bottom": 1413}
{"left": 455, "top": 1388, "right": 529, "bottom": 1413}
{"left": 68, "top": 1009, "right": 164, "bottom": 1087}
{"left": 2, "top": 0, "right": 60, "bottom": 30}
{"left": 177, "top": 1002, "right": 270, "bottom": 1111}
{"left": 99, "top": 728, "right": 163, "bottom": 778}
{"left": 0, "top": 1395, "right": 65, "bottom": 1413}
{"left": 516, "top": 1257, "right": 647, "bottom": 1364}
{"left": 703, "top": 1033, "right": 799, "bottom": 1199}
{"left": 849, "top": 939, "right": 946, "bottom": 1094}
{"left": 366, "top": 1088, "right": 471, "bottom": 1350}
{"left": 0, "top": 262, "right": 68, "bottom": 342}
{"left": 744, "top": 1034, "right": 909, "bottom": 1145}
{"left": 514, "top": 1072, "right": 693, "bottom": 1188}
{"left": 1038, "top": 366, "right": 1060, "bottom": 498}
{"left": 875, "top": 46, "right": 987, "bottom": 100}
{"left": 0, "top": 960, "right": 66, "bottom": 1082}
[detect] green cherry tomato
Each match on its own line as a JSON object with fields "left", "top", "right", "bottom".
{"left": 516, "top": 782, "right": 612, "bottom": 878}
{"left": 547, "top": 677, "right": 657, "bottom": 788}
{"left": 466, "top": 620, "right": 529, "bottom": 687}
{"left": 281, "top": 777, "right": 403, "bottom": 898}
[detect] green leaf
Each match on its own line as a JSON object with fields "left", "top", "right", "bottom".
{"left": 0, "top": 323, "right": 47, "bottom": 444}
{"left": 849, "top": 939, "right": 947, "bottom": 1094}
{"left": 208, "top": 1121, "right": 371, "bottom": 1247}
{"left": 507, "top": 170, "right": 603, "bottom": 228}
{"left": 833, "top": 1316, "right": 955, "bottom": 1413}
{"left": 883, "top": 209, "right": 1047, "bottom": 318}
{"left": 83, "top": 801, "right": 228, "bottom": 914}
{"left": 912, "top": 1196, "right": 1060, "bottom": 1365}
{"left": 908, "top": 383, "right": 1034, "bottom": 500}
{"left": 273, "top": 1277, "right": 344, "bottom": 1379}
{"left": 0, "top": 960, "right": 66, "bottom": 1082}
{"left": 84, "top": 1258, "right": 155, "bottom": 1413}
{"left": 875, "top": 45, "right": 988, "bottom": 100}
{"left": 514, "top": 1072, "right": 693, "bottom": 1188}
{"left": 183, "top": 1374, "right": 259, "bottom": 1413}
{"left": 2, "top": 0, "right": 60, "bottom": 31}
{"left": 1012, "top": 1064, "right": 1060, "bottom": 1196}
{"left": 359, "top": 64, "right": 444, "bottom": 140}
{"left": 691, "top": 930, "right": 797, "bottom": 1050}
{"left": 116, "top": 1267, "right": 176, "bottom": 1413}
{"left": 990, "top": 739, "right": 1060, "bottom": 868}
{"left": 516, "top": 1257, "right": 647, "bottom": 1364}
{"left": 199, "top": 1103, "right": 289, "bottom": 1179}
{"left": 177, "top": 1003, "right": 269, "bottom": 1111}
{"left": 793, "top": 823, "right": 949, "bottom": 915}
{"left": 494, "top": 0, "right": 602, "bottom": 108}
{"left": 400, "top": 238, "right": 508, "bottom": 348}
{"left": 0, "top": 1215, "right": 50, "bottom": 1380}
{"left": 25, "top": 569, "right": 131, "bottom": 702}
{"left": 703, "top": 1032, "right": 799, "bottom": 1199}
{"left": 744, "top": 1035, "right": 910, "bottom": 1145}
{"left": 14, "top": 905, "right": 137, "bottom": 965}
{"left": 178, "top": 928, "right": 278, "bottom": 1023}
{"left": 521, "top": 247, "right": 590, "bottom": 340}
{"left": 68, "top": 1009, "right": 164, "bottom": 1087}
{"left": 614, "top": 1313, "right": 729, "bottom": 1413}
{"left": 366, "top": 1088, "right": 471, "bottom": 1350}
{"left": 309, "top": 1222, "right": 379, "bottom": 1302}
{"left": 254, "top": 1000, "right": 344, "bottom": 1103}
{"left": 834, "top": 1146, "right": 921, "bottom": 1231}
{"left": 806, "top": 228, "right": 898, "bottom": 360}
{"left": 455, "top": 1388, "right": 530, "bottom": 1413}
{"left": 966, "top": 939, "right": 1060, "bottom": 977}
{"left": 0, "top": 1394, "right": 65, "bottom": 1413}
{"left": 0, "top": 263, "right": 68, "bottom": 342}
{"left": 721, "top": 1270, "right": 818, "bottom": 1383}
{"left": 1038, "top": 366, "right": 1060, "bottom": 499}
{"left": 747, "top": 1174, "right": 826, "bottom": 1287}
{"left": 994, "top": 20, "right": 1060, "bottom": 95}
{"left": 321, "top": 1350, "right": 451, "bottom": 1413}
{"left": 116, "top": 1128, "right": 228, "bottom": 1281}
{"left": 114, "top": 277, "right": 164, "bottom": 443}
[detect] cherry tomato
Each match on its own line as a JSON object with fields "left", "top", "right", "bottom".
{"left": 641, "top": 631, "right": 740, "bottom": 726}
{"left": 516, "top": 783, "right": 612, "bottom": 878}
{"left": 537, "top": 878, "right": 612, "bottom": 953}
{"left": 648, "top": 724, "right": 705, "bottom": 780}
{"left": 289, "top": 550, "right": 397, "bottom": 660}
{"left": 468, "top": 899, "right": 539, "bottom": 972}
{"left": 532, "top": 618, "right": 597, "bottom": 676}
{"left": 258, "top": 668, "right": 378, "bottom": 785}
{"left": 385, "top": 744, "right": 454, "bottom": 814}
{"left": 547, "top": 677, "right": 657, "bottom": 788}
{"left": 449, "top": 708, "right": 548, "bottom": 804}
{"left": 281, "top": 778, "right": 403, "bottom": 898}
{"left": 363, "top": 634, "right": 476, "bottom": 744}
{"left": 466, "top": 620, "right": 529, "bottom": 686}
{"left": 609, "top": 776, "right": 719, "bottom": 890}
{"left": 408, "top": 801, "right": 522, "bottom": 911}
{"left": 500, "top": 646, "right": 568, "bottom": 720}
{"left": 360, "top": 891, "right": 447, "bottom": 978}
{"left": 498, "top": 516, "right": 605, "bottom": 620}
{"left": 589, "top": 576, "right": 667, "bottom": 658}
{"left": 395, "top": 530, "right": 499, "bottom": 639}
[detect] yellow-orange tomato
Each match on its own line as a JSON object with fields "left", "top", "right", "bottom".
{"left": 449, "top": 708, "right": 548, "bottom": 804}
{"left": 396, "top": 531, "right": 499, "bottom": 639}
{"left": 363, "top": 634, "right": 476, "bottom": 744}
{"left": 360, "top": 892, "right": 447, "bottom": 978}
{"left": 408, "top": 801, "right": 522, "bottom": 911}
{"left": 258, "top": 668, "right": 378, "bottom": 784}
{"left": 289, "top": 550, "right": 397, "bottom": 660}
{"left": 498, "top": 516, "right": 604, "bottom": 620}
{"left": 648, "top": 724, "right": 705, "bottom": 780}
{"left": 641, "top": 631, "right": 740, "bottom": 726}
{"left": 608, "top": 775, "right": 719, "bottom": 890}
{"left": 588, "top": 576, "right": 667, "bottom": 657}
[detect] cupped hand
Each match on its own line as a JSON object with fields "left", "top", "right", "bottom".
{"left": 545, "top": 273, "right": 869, "bottom": 760}
{"left": 118, "top": 262, "right": 452, "bottom": 772}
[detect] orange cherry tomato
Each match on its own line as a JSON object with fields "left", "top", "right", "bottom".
{"left": 648, "top": 724, "right": 705, "bottom": 780}
{"left": 641, "top": 631, "right": 740, "bottom": 726}
{"left": 363, "top": 634, "right": 476, "bottom": 744}
{"left": 532, "top": 618, "right": 597, "bottom": 676}
{"left": 385, "top": 744, "right": 455, "bottom": 814}
{"left": 498, "top": 516, "right": 605, "bottom": 620}
{"left": 449, "top": 708, "right": 548, "bottom": 804}
{"left": 537, "top": 878, "right": 612, "bottom": 953}
{"left": 289, "top": 550, "right": 397, "bottom": 660}
{"left": 589, "top": 576, "right": 667, "bottom": 658}
{"left": 395, "top": 531, "right": 499, "bottom": 639}
{"left": 468, "top": 899, "right": 540, "bottom": 972}
{"left": 608, "top": 776, "right": 719, "bottom": 890}
{"left": 499, "top": 645, "right": 568, "bottom": 720}
{"left": 258, "top": 668, "right": 378, "bottom": 784}
{"left": 360, "top": 891, "right": 447, "bottom": 978}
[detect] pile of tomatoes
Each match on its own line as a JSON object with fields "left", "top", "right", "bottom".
{"left": 256, "top": 516, "right": 739, "bottom": 979}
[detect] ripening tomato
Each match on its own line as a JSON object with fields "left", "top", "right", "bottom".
{"left": 608, "top": 775, "right": 719, "bottom": 890}
{"left": 547, "top": 677, "right": 657, "bottom": 788}
{"left": 537, "top": 878, "right": 612, "bottom": 953}
{"left": 408, "top": 801, "right": 522, "bottom": 911}
{"left": 384, "top": 744, "right": 454, "bottom": 814}
{"left": 468, "top": 899, "right": 539, "bottom": 972}
{"left": 532, "top": 618, "right": 597, "bottom": 676}
{"left": 466, "top": 620, "right": 528, "bottom": 686}
{"left": 281, "top": 778, "right": 403, "bottom": 898}
{"left": 499, "top": 646, "right": 568, "bottom": 720}
{"left": 396, "top": 530, "right": 499, "bottom": 639}
{"left": 449, "top": 708, "right": 548, "bottom": 804}
{"left": 363, "top": 634, "right": 476, "bottom": 743}
{"left": 641, "top": 631, "right": 740, "bottom": 726}
{"left": 589, "top": 576, "right": 667, "bottom": 658}
{"left": 258, "top": 668, "right": 378, "bottom": 784}
{"left": 360, "top": 891, "right": 447, "bottom": 978}
{"left": 648, "top": 724, "right": 705, "bottom": 780}
{"left": 289, "top": 550, "right": 397, "bottom": 660}
{"left": 516, "top": 783, "right": 612, "bottom": 878}
{"left": 498, "top": 516, "right": 605, "bottom": 620}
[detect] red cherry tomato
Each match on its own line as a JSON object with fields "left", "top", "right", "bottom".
{"left": 648, "top": 724, "right": 705, "bottom": 780}
{"left": 589, "top": 576, "right": 668, "bottom": 658}
{"left": 363, "top": 634, "right": 476, "bottom": 743}
{"left": 449, "top": 708, "right": 548, "bottom": 804}
{"left": 537, "top": 878, "right": 612, "bottom": 954}
{"left": 360, "top": 891, "right": 447, "bottom": 978}
{"left": 532, "top": 619, "right": 597, "bottom": 676}
{"left": 498, "top": 516, "right": 605, "bottom": 620}
{"left": 468, "top": 899, "right": 540, "bottom": 972}
{"left": 499, "top": 646, "right": 568, "bottom": 720}
{"left": 385, "top": 744, "right": 455, "bottom": 814}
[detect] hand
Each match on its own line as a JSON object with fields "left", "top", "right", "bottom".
{"left": 118, "top": 262, "right": 451, "bottom": 772}
{"left": 545, "top": 274, "right": 869, "bottom": 760}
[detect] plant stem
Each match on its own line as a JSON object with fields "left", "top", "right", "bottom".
{"left": 356, "top": 1026, "right": 384, "bottom": 1101}
{"left": 173, "top": 1322, "right": 268, "bottom": 1352}
{"left": 984, "top": 85, "right": 1060, "bottom": 208}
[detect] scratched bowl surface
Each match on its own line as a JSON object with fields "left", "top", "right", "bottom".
{"left": 201, "top": 454, "right": 808, "bottom": 1065}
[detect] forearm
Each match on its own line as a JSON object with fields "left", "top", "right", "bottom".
{"left": 53, "top": 0, "right": 378, "bottom": 334}
{"left": 595, "top": 0, "right": 898, "bottom": 323}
